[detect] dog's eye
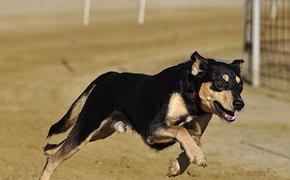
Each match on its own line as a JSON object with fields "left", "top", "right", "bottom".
{"left": 214, "top": 79, "right": 225, "bottom": 91}
{"left": 216, "top": 79, "right": 224, "bottom": 87}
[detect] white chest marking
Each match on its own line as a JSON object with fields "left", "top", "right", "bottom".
{"left": 178, "top": 115, "right": 194, "bottom": 126}
{"left": 112, "top": 121, "right": 130, "bottom": 133}
{"left": 167, "top": 92, "right": 188, "bottom": 119}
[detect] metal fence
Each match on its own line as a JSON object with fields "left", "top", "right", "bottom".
{"left": 244, "top": 0, "right": 290, "bottom": 92}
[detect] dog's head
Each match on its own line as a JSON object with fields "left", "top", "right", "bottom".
{"left": 191, "top": 51, "right": 245, "bottom": 123}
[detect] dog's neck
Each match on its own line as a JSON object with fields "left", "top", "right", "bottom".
{"left": 191, "top": 91, "right": 198, "bottom": 98}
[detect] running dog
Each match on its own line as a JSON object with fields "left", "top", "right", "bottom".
{"left": 40, "top": 51, "right": 245, "bottom": 180}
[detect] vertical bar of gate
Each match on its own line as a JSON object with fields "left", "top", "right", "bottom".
{"left": 138, "top": 0, "right": 146, "bottom": 26}
{"left": 244, "top": 0, "right": 249, "bottom": 73}
{"left": 83, "top": 0, "right": 91, "bottom": 26}
{"left": 252, "top": 0, "right": 261, "bottom": 87}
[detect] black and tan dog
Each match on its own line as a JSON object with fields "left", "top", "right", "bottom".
{"left": 40, "top": 52, "right": 245, "bottom": 180}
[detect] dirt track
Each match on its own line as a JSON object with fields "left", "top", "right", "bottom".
{"left": 0, "top": 7, "right": 290, "bottom": 180}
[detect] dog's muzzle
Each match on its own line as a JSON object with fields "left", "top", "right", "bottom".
{"left": 213, "top": 100, "right": 236, "bottom": 123}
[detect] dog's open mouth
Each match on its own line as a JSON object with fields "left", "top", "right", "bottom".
{"left": 213, "top": 100, "right": 236, "bottom": 123}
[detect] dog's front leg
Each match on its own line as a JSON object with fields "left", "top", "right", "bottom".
{"left": 167, "top": 134, "right": 202, "bottom": 177}
{"left": 147, "top": 126, "right": 207, "bottom": 167}
{"left": 167, "top": 151, "right": 189, "bottom": 177}
{"left": 167, "top": 114, "right": 212, "bottom": 177}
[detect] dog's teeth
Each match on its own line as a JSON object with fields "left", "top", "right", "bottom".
{"left": 221, "top": 112, "right": 236, "bottom": 123}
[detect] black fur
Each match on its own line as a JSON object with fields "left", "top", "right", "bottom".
{"left": 47, "top": 52, "right": 244, "bottom": 151}
{"left": 47, "top": 72, "right": 116, "bottom": 138}
{"left": 41, "top": 52, "right": 246, "bottom": 180}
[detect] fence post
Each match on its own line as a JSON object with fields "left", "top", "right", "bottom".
{"left": 83, "top": 0, "right": 91, "bottom": 26}
{"left": 138, "top": 0, "right": 146, "bottom": 26}
{"left": 252, "top": 0, "right": 261, "bottom": 87}
{"left": 243, "top": 0, "right": 249, "bottom": 74}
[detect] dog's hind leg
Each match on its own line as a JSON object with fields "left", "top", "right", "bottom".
{"left": 44, "top": 119, "right": 117, "bottom": 158}
{"left": 40, "top": 97, "right": 114, "bottom": 180}
{"left": 43, "top": 140, "right": 65, "bottom": 157}
{"left": 43, "top": 117, "right": 116, "bottom": 157}
{"left": 40, "top": 116, "right": 112, "bottom": 180}
{"left": 90, "top": 111, "right": 130, "bottom": 142}
{"left": 89, "top": 118, "right": 116, "bottom": 142}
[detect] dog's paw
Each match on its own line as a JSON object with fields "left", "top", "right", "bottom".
{"left": 167, "top": 159, "right": 180, "bottom": 177}
{"left": 195, "top": 155, "right": 207, "bottom": 168}
{"left": 187, "top": 149, "right": 207, "bottom": 168}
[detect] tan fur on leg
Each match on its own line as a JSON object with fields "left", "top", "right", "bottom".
{"left": 167, "top": 151, "right": 189, "bottom": 177}
{"left": 44, "top": 141, "right": 65, "bottom": 157}
{"left": 167, "top": 113, "right": 213, "bottom": 176}
{"left": 147, "top": 126, "right": 206, "bottom": 167}
{"left": 40, "top": 119, "right": 115, "bottom": 180}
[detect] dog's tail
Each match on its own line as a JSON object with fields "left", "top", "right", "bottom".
{"left": 44, "top": 82, "right": 96, "bottom": 156}
{"left": 46, "top": 83, "right": 96, "bottom": 138}
{"left": 46, "top": 71, "right": 116, "bottom": 139}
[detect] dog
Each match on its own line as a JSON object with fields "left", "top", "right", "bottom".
{"left": 40, "top": 51, "right": 245, "bottom": 180}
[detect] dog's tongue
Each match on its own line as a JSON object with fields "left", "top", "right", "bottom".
{"left": 222, "top": 112, "right": 236, "bottom": 121}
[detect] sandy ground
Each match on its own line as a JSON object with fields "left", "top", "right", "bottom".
{"left": 0, "top": 7, "right": 290, "bottom": 180}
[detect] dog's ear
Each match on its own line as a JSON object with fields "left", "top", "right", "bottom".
{"left": 190, "top": 51, "right": 208, "bottom": 78}
{"left": 231, "top": 59, "right": 244, "bottom": 74}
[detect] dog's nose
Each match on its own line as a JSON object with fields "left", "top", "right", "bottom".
{"left": 233, "top": 100, "right": 245, "bottom": 111}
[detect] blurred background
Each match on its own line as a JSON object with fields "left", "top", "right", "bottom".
{"left": 0, "top": 0, "right": 289, "bottom": 179}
